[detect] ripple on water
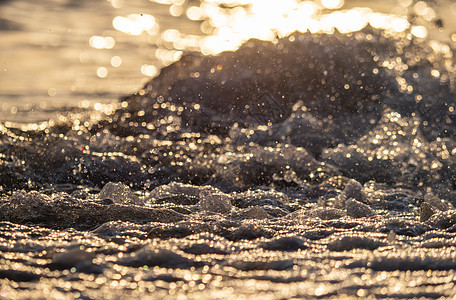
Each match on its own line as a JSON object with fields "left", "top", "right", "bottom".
{"left": 1, "top": 27, "right": 456, "bottom": 298}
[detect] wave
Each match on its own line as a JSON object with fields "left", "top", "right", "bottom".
{"left": 1, "top": 26, "right": 456, "bottom": 299}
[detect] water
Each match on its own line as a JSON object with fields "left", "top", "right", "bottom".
{"left": 0, "top": 0, "right": 201, "bottom": 123}
{"left": 2, "top": 0, "right": 456, "bottom": 299}
{"left": 1, "top": 0, "right": 454, "bottom": 123}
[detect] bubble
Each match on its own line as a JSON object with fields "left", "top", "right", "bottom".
{"left": 199, "top": 193, "right": 232, "bottom": 214}
{"left": 99, "top": 182, "right": 143, "bottom": 205}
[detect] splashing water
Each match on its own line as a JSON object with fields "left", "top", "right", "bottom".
{"left": 0, "top": 0, "right": 447, "bottom": 124}
{"left": 2, "top": 0, "right": 456, "bottom": 299}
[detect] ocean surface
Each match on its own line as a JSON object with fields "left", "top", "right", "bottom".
{"left": 2, "top": 0, "right": 456, "bottom": 299}
{"left": 1, "top": 0, "right": 455, "bottom": 124}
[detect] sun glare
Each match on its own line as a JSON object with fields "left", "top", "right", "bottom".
{"left": 194, "top": 0, "right": 411, "bottom": 54}
{"left": 113, "top": 13, "right": 158, "bottom": 36}
{"left": 109, "top": 1, "right": 412, "bottom": 65}
{"left": 321, "top": 0, "right": 344, "bottom": 10}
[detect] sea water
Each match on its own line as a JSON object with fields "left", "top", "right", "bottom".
{"left": 2, "top": 0, "right": 456, "bottom": 299}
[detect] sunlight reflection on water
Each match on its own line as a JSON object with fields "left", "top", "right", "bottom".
{"left": 0, "top": 0, "right": 452, "bottom": 122}
{"left": 139, "top": 0, "right": 411, "bottom": 55}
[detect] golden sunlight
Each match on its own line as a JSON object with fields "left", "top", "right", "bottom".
{"left": 321, "top": 0, "right": 344, "bottom": 10}
{"left": 112, "top": 13, "right": 158, "bottom": 36}
{"left": 196, "top": 0, "right": 411, "bottom": 54}
{"left": 110, "top": 1, "right": 411, "bottom": 61}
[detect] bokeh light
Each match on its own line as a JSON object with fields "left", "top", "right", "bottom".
{"left": 113, "top": 14, "right": 158, "bottom": 35}
{"left": 111, "top": 56, "right": 122, "bottom": 67}
{"left": 97, "top": 67, "right": 108, "bottom": 78}
{"left": 321, "top": 0, "right": 344, "bottom": 10}
{"left": 89, "top": 36, "right": 115, "bottom": 49}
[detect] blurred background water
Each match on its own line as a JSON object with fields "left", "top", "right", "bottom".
{"left": 1, "top": 0, "right": 456, "bottom": 124}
